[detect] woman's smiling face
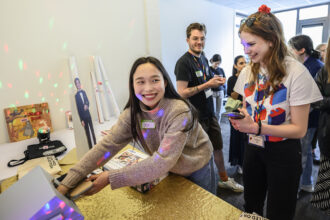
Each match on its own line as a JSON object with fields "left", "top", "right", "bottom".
{"left": 240, "top": 31, "right": 272, "bottom": 67}
{"left": 133, "top": 63, "right": 167, "bottom": 110}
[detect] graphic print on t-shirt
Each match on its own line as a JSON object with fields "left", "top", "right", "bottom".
{"left": 270, "top": 84, "right": 287, "bottom": 105}
{"left": 243, "top": 78, "right": 288, "bottom": 142}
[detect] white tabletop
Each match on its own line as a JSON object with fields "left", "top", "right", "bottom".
{"left": 0, "top": 119, "right": 117, "bottom": 182}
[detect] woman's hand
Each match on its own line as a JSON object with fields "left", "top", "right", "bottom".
{"left": 229, "top": 108, "right": 258, "bottom": 134}
{"left": 84, "top": 171, "right": 110, "bottom": 196}
{"left": 57, "top": 184, "right": 70, "bottom": 195}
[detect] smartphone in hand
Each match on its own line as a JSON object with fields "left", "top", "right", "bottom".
{"left": 223, "top": 112, "right": 245, "bottom": 119}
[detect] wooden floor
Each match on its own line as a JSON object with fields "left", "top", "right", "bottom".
{"left": 218, "top": 116, "right": 329, "bottom": 220}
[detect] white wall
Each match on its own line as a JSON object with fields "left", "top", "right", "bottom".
{"left": 0, "top": 0, "right": 160, "bottom": 144}
{"left": 159, "top": 0, "right": 235, "bottom": 85}
{"left": 0, "top": 0, "right": 234, "bottom": 144}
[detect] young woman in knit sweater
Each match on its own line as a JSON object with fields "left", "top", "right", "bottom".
{"left": 57, "top": 56, "right": 218, "bottom": 196}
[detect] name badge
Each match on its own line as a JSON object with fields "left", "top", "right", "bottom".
{"left": 195, "top": 70, "right": 203, "bottom": 77}
{"left": 141, "top": 120, "right": 155, "bottom": 129}
{"left": 205, "top": 89, "right": 212, "bottom": 98}
{"left": 248, "top": 134, "right": 265, "bottom": 148}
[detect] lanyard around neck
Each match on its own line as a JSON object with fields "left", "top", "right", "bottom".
{"left": 192, "top": 55, "right": 207, "bottom": 81}
{"left": 255, "top": 75, "right": 267, "bottom": 123}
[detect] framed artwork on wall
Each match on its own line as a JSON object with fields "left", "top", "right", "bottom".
{"left": 4, "top": 103, "right": 53, "bottom": 142}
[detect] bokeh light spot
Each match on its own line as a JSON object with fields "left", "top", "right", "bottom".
{"left": 41, "top": 97, "right": 45, "bottom": 102}
{"left": 8, "top": 83, "right": 12, "bottom": 88}
{"left": 0, "top": 81, "right": 2, "bottom": 89}
{"left": 18, "top": 59, "right": 23, "bottom": 71}
{"left": 54, "top": 83, "right": 58, "bottom": 88}
{"left": 4, "top": 44, "right": 8, "bottom": 52}
{"left": 49, "top": 17, "right": 55, "bottom": 30}
{"left": 39, "top": 77, "right": 43, "bottom": 84}
{"left": 68, "top": 84, "right": 73, "bottom": 88}
{"left": 62, "top": 42, "right": 67, "bottom": 50}
{"left": 24, "top": 91, "right": 29, "bottom": 99}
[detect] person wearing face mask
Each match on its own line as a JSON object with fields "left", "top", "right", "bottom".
{"left": 209, "top": 54, "right": 226, "bottom": 123}
{"left": 231, "top": 5, "right": 323, "bottom": 220}
{"left": 227, "top": 55, "right": 246, "bottom": 174}
{"left": 288, "top": 35, "right": 324, "bottom": 194}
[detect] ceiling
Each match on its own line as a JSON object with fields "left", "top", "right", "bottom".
{"left": 207, "top": 0, "right": 330, "bottom": 14}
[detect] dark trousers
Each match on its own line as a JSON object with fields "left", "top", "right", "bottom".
{"left": 243, "top": 139, "right": 302, "bottom": 220}
{"left": 229, "top": 123, "right": 245, "bottom": 166}
{"left": 83, "top": 116, "right": 96, "bottom": 149}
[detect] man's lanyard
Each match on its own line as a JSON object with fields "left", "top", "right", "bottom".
{"left": 192, "top": 55, "right": 207, "bottom": 81}
{"left": 255, "top": 75, "right": 267, "bottom": 123}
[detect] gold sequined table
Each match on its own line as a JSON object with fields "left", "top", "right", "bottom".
{"left": 1, "top": 148, "right": 242, "bottom": 220}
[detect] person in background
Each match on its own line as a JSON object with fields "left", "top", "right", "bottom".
{"left": 312, "top": 43, "right": 328, "bottom": 165}
{"left": 288, "top": 35, "right": 324, "bottom": 193}
{"left": 57, "top": 56, "right": 218, "bottom": 197}
{"left": 311, "top": 37, "right": 330, "bottom": 216}
{"left": 231, "top": 5, "right": 322, "bottom": 219}
{"left": 316, "top": 43, "right": 327, "bottom": 63}
{"left": 227, "top": 55, "right": 246, "bottom": 174}
{"left": 74, "top": 77, "right": 97, "bottom": 149}
{"left": 175, "top": 23, "right": 243, "bottom": 192}
{"left": 209, "top": 54, "right": 226, "bottom": 123}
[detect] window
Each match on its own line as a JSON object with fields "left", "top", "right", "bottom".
{"left": 274, "top": 10, "right": 297, "bottom": 43}
{"left": 234, "top": 14, "right": 246, "bottom": 59}
{"left": 302, "top": 25, "right": 323, "bottom": 47}
{"left": 299, "top": 5, "right": 328, "bottom": 20}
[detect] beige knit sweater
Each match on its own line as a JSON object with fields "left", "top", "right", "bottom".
{"left": 61, "top": 98, "right": 213, "bottom": 190}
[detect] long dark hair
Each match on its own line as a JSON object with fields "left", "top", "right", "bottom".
{"left": 124, "top": 56, "right": 198, "bottom": 142}
{"left": 288, "top": 35, "right": 320, "bottom": 59}
{"left": 232, "top": 55, "right": 244, "bottom": 76}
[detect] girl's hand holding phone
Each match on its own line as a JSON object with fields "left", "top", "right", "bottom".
{"left": 229, "top": 108, "right": 259, "bottom": 134}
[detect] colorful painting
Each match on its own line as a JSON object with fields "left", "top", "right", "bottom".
{"left": 4, "top": 103, "right": 53, "bottom": 142}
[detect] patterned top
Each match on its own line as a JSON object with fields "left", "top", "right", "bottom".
{"left": 234, "top": 56, "right": 323, "bottom": 142}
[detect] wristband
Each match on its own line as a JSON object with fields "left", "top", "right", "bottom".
{"left": 256, "top": 120, "right": 262, "bottom": 136}
{"left": 195, "top": 86, "right": 199, "bottom": 93}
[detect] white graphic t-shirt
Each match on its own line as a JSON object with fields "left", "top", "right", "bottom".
{"left": 234, "top": 56, "right": 322, "bottom": 142}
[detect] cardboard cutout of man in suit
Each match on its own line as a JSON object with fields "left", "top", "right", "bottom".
{"left": 74, "top": 77, "right": 96, "bottom": 149}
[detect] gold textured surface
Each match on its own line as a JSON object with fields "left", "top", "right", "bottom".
{"left": 1, "top": 147, "right": 242, "bottom": 219}
{"left": 0, "top": 175, "right": 17, "bottom": 193}
{"left": 76, "top": 174, "right": 242, "bottom": 220}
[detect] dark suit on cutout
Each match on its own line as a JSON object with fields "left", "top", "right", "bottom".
{"left": 75, "top": 90, "right": 96, "bottom": 149}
